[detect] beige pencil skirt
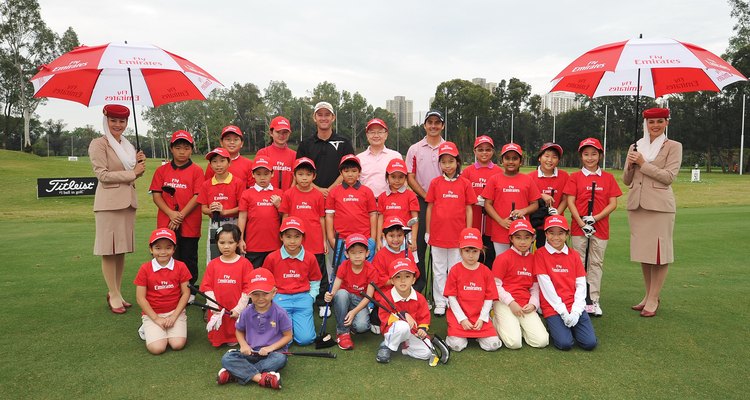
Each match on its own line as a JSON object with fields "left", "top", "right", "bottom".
{"left": 94, "top": 207, "right": 136, "bottom": 256}
{"left": 628, "top": 207, "right": 675, "bottom": 265}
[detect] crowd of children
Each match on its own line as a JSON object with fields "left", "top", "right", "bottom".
{"left": 129, "top": 104, "right": 635, "bottom": 390}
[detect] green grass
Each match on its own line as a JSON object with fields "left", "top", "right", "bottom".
{"left": 1, "top": 150, "right": 749, "bottom": 399}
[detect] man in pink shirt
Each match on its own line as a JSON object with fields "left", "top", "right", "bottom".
{"left": 405, "top": 110, "right": 446, "bottom": 290}
{"left": 356, "top": 118, "right": 403, "bottom": 198}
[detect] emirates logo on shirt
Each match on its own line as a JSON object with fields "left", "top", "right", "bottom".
{"left": 283, "top": 270, "right": 301, "bottom": 279}
{"left": 214, "top": 192, "right": 229, "bottom": 201}
{"left": 503, "top": 185, "right": 521, "bottom": 193}
{"left": 385, "top": 203, "right": 402, "bottom": 210}
{"left": 153, "top": 281, "right": 175, "bottom": 290}
{"left": 168, "top": 178, "right": 187, "bottom": 189}
{"left": 296, "top": 202, "right": 312, "bottom": 210}
{"left": 442, "top": 190, "right": 459, "bottom": 199}
{"left": 343, "top": 194, "right": 359, "bottom": 202}
{"left": 218, "top": 274, "right": 237, "bottom": 284}
{"left": 551, "top": 264, "right": 569, "bottom": 273}
{"left": 463, "top": 281, "right": 483, "bottom": 291}
{"left": 517, "top": 267, "right": 532, "bottom": 277}
{"left": 257, "top": 199, "right": 273, "bottom": 207}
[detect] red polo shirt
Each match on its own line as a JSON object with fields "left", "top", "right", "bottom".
{"left": 279, "top": 187, "right": 326, "bottom": 254}
{"left": 376, "top": 188, "right": 420, "bottom": 224}
{"left": 149, "top": 160, "right": 205, "bottom": 237}
{"left": 325, "top": 182, "right": 377, "bottom": 238}
{"left": 261, "top": 248, "right": 322, "bottom": 294}
{"left": 492, "top": 249, "right": 535, "bottom": 306}
{"left": 462, "top": 162, "right": 502, "bottom": 236}
{"left": 256, "top": 145, "right": 297, "bottom": 191}
{"left": 425, "top": 176, "right": 477, "bottom": 248}
{"left": 336, "top": 260, "right": 379, "bottom": 295}
{"left": 133, "top": 259, "right": 191, "bottom": 314}
{"left": 239, "top": 185, "right": 283, "bottom": 252}
{"left": 197, "top": 174, "right": 245, "bottom": 218}
{"left": 481, "top": 173, "right": 541, "bottom": 243}
{"left": 563, "top": 169, "right": 622, "bottom": 240}
{"left": 533, "top": 246, "right": 586, "bottom": 318}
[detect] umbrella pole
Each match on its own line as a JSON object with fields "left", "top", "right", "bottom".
{"left": 633, "top": 68, "right": 641, "bottom": 151}
{"left": 126, "top": 67, "right": 141, "bottom": 151}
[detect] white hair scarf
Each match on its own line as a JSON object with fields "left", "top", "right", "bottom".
{"left": 636, "top": 120, "right": 666, "bottom": 163}
{"left": 102, "top": 116, "right": 136, "bottom": 170}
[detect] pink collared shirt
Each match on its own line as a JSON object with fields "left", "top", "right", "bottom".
{"left": 356, "top": 146, "right": 403, "bottom": 198}
{"left": 406, "top": 137, "right": 445, "bottom": 192}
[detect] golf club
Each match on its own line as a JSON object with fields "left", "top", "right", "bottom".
{"left": 315, "top": 233, "right": 342, "bottom": 349}
{"left": 251, "top": 350, "right": 336, "bottom": 359}
{"left": 188, "top": 283, "right": 230, "bottom": 311}
{"left": 365, "top": 282, "right": 450, "bottom": 366}
{"left": 405, "top": 217, "right": 418, "bottom": 259}
{"left": 188, "top": 301, "right": 222, "bottom": 313}
{"left": 583, "top": 181, "right": 597, "bottom": 307}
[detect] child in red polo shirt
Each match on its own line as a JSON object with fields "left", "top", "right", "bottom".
{"left": 256, "top": 116, "right": 296, "bottom": 191}
{"left": 198, "top": 147, "right": 245, "bottom": 264}
{"left": 528, "top": 142, "right": 569, "bottom": 248}
{"left": 444, "top": 228, "right": 501, "bottom": 352}
{"left": 261, "top": 217, "right": 323, "bottom": 345}
{"left": 534, "top": 216, "right": 597, "bottom": 351}
{"left": 149, "top": 130, "right": 205, "bottom": 287}
{"left": 425, "top": 142, "right": 477, "bottom": 316}
{"left": 205, "top": 125, "right": 254, "bottom": 188}
{"left": 134, "top": 228, "right": 191, "bottom": 355}
{"left": 376, "top": 158, "right": 419, "bottom": 252}
{"left": 376, "top": 258, "right": 433, "bottom": 363}
{"left": 325, "top": 154, "right": 377, "bottom": 263}
{"left": 370, "top": 217, "right": 411, "bottom": 334}
{"left": 238, "top": 156, "right": 283, "bottom": 268}
{"left": 462, "top": 135, "right": 503, "bottom": 268}
{"left": 492, "top": 219, "right": 549, "bottom": 349}
{"left": 279, "top": 157, "right": 327, "bottom": 311}
{"left": 200, "top": 224, "right": 253, "bottom": 347}
{"left": 564, "top": 138, "right": 621, "bottom": 317}
{"left": 482, "top": 143, "right": 541, "bottom": 256}
{"left": 324, "top": 234, "right": 378, "bottom": 350}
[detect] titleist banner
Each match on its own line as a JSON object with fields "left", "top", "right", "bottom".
{"left": 37, "top": 177, "right": 98, "bottom": 198}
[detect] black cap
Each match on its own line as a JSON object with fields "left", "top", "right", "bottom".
{"left": 424, "top": 110, "right": 444, "bottom": 123}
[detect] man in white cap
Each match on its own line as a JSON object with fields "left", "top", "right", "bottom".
{"left": 296, "top": 101, "right": 354, "bottom": 197}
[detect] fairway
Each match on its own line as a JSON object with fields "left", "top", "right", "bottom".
{"left": 1, "top": 150, "right": 748, "bottom": 399}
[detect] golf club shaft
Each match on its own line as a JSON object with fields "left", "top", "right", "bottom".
{"left": 188, "top": 283, "right": 229, "bottom": 310}
{"left": 188, "top": 301, "right": 222, "bottom": 313}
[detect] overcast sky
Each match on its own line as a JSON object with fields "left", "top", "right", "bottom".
{"left": 35, "top": 0, "right": 737, "bottom": 131}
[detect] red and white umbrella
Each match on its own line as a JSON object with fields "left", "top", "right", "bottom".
{"left": 550, "top": 37, "right": 746, "bottom": 98}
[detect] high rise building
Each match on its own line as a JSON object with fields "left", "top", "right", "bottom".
{"left": 386, "top": 96, "right": 414, "bottom": 128}
{"left": 541, "top": 92, "right": 581, "bottom": 116}
{"left": 472, "top": 77, "right": 498, "bottom": 92}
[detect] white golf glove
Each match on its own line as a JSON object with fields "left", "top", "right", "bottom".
{"left": 548, "top": 207, "right": 558, "bottom": 216}
{"left": 206, "top": 308, "right": 225, "bottom": 332}
{"left": 565, "top": 311, "right": 581, "bottom": 328}
{"left": 560, "top": 311, "right": 572, "bottom": 326}
{"left": 476, "top": 195, "right": 486, "bottom": 207}
{"left": 424, "top": 233, "right": 430, "bottom": 244}
{"left": 582, "top": 215, "right": 596, "bottom": 226}
{"left": 582, "top": 224, "right": 596, "bottom": 238}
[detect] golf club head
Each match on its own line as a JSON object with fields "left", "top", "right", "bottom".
{"left": 161, "top": 185, "right": 176, "bottom": 196}
{"left": 314, "top": 333, "right": 336, "bottom": 349}
{"left": 431, "top": 334, "right": 450, "bottom": 364}
{"left": 406, "top": 217, "right": 418, "bottom": 228}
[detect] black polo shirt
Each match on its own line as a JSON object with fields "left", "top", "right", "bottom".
{"left": 296, "top": 132, "right": 354, "bottom": 188}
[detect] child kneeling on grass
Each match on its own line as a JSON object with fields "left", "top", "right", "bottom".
{"left": 534, "top": 216, "right": 597, "bottom": 351}
{"left": 134, "top": 228, "right": 191, "bottom": 355}
{"left": 376, "top": 258, "right": 433, "bottom": 363}
{"left": 218, "top": 267, "right": 292, "bottom": 389}
{"left": 324, "top": 233, "right": 378, "bottom": 350}
{"left": 444, "top": 228, "right": 501, "bottom": 352}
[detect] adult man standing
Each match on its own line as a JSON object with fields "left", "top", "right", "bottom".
{"left": 356, "top": 118, "right": 403, "bottom": 198}
{"left": 405, "top": 111, "right": 446, "bottom": 291}
{"left": 296, "top": 102, "right": 354, "bottom": 197}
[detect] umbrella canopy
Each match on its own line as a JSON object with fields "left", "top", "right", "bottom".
{"left": 550, "top": 37, "right": 746, "bottom": 98}
{"left": 30, "top": 42, "right": 223, "bottom": 107}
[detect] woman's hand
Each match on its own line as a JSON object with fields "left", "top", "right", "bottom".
{"left": 626, "top": 150, "right": 645, "bottom": 167}
{"left": 134, "top": 161, "right": 145, "bottom": 178}
{"left": 136, "top": 150, "right": 146, "bottom": 163}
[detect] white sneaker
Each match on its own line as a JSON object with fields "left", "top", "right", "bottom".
{"left": 593, "top": 301, "right": 603, "bottom": 317}
{"left": 584, "top": 304, "right": 595, "bottom": 315}
{"left": 138, "top": 324, "right": 145, "bottom": 340}
{"left": 319, "top": 306, "right": 331, "bottom": 318}
{"left": 433, "top": 306, "right": 446, "bottom": 316}
{"left": 370, "top": 324, "right": 381, "bottom": 335}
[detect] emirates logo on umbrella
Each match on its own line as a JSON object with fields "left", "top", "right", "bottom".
{"left": 52, "top": 60, "right": 88, "bottom": 72}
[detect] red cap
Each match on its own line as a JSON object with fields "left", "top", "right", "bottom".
{"left": 382, "top": 216, "right": 411, "bottom": 232}
{"left": 458, "top": 227, "right": 483, "bottom": 249}
{"left": 206, "top": 147, "right": 232, "bottom": 161}
{"left": 270, "top": 116, "right": 292, "bottom": 132}
{"left": 386, "top": 158, "right": 408, "bottom": 175}
{"left": 643, "top": 107, "right": 670, "bottom": 119}
{"left": 103, "top": 104, "right": 130, "bottom": 119}
{"left": 149, "top": 228, "right": 177, "bottom": 245}
{"left": 170, "top": 130, "right": 194, "bottom": 145}
{"left": 538, "top": 142, "right": 563, "bottom": 158}
{"left": 509, "top": 219, "right": 535, "bottom": 236}
{"left": 247, "top": 268, "right": 276, "bottom": 293}
{"left": 345, "top": 233, "right": 369, "bottom": 250}
{"left": 474, "top": 135, "right": 494, "bottom": 148}
{"left": 389, "top": 257, "right": 419, "bottom": 279}
{"left": 294, "top": 157, "right": 316, "bottom": 171}
{"left": 205, "top": 147, "right": 231, "bottom": 161}
{"left": 221, "top": 125, "right": 243, "bottom": 138}
{"left": 366, "top": 118, "right": 388, "bottom": 131}
{"left": 578, "top": 137, "right": 603, "bottom": 152}
{"left": 438, "top": 141, "right": 459, "bottom": 158}
{"left": 338, "top": 154, "right": 361, "bottom": 169}
{"left": 543, "top": 215, "right": 570, "bottom": 231}
{"left": 501, "top": 143, "right": 523, "bottom": 157}
{"left": 252, "top": 156, "right": 272, "bottom": 171}
{"left": 280, "top": 216, "right": 305, "bottom": 234}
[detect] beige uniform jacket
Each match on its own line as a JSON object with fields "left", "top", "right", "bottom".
{"left": 622, "top": 139, "right": 682, "bottom": 213}
{"left": 88, "top": 136, "right": 138, "bottom": 212}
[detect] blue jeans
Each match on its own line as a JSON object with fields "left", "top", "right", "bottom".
{"left": 275, "top": 292, "right": 316, "bottom": 345}
{"left": 546, "top": 312, "right": 597, "bottom": 351}
{"left": 221, "top": 349, "right": 287, "bottom": 385}
{"left": 332, "top": 290, "right": 370, "bottom": 334}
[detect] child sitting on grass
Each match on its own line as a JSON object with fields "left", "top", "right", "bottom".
{"left": 534, "top": 215, "right": 597, "bottom": 351}
{"left": 217, "top": 267, "right": 292, "bottom": 390}
{"left": 376, "top": 258, "right": 433, "bottom": 363}
{"left": 134, "top": 228, "right": 191, "bottom": 355}
{"left": 324, "top": 234, "right": 378, "bottom": 350}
